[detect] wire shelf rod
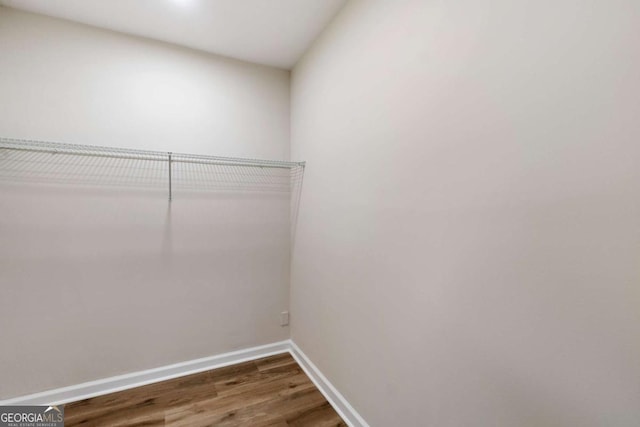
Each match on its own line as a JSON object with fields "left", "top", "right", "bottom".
{"left": 0, "top": 137, "right": 305, "bottom": 169}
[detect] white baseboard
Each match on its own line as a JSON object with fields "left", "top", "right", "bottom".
{"left": 288, "top": 340, "right": 369, "bottom": 427}
{"left": 0, "top": 340, "right": 290, "bottom": 406}
{"left": 0, "top": 339, "right": 368, "bottom": 427}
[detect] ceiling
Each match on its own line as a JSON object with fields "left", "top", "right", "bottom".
{"left": 0, "top": 0, "right": 347, "bottom": 69}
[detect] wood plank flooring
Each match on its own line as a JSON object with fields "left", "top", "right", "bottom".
{"left": 64, "top": 353, "right": 346, "bottom": 427}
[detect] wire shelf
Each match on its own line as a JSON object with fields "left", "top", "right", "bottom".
{"left": 0, "top": 137, "right": 305, "bottom": 198}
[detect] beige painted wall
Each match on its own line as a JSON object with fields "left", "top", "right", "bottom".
{"left": 0, "top": 8, "right": 291, "bottom": 398}
{"left": 290, "top": 0, "right": 640, "bottom": 426}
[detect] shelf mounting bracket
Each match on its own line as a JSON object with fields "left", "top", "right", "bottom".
{"left": 168, "top": 152, "right": 172, "bottom": 202}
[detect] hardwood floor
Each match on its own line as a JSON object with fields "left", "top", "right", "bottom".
{"left": 64, "top": 353, "right": 346, "bottom": 426}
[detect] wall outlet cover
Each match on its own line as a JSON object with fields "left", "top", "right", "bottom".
{"left": 280, "top": 311, "right": 290, "bottom": 326}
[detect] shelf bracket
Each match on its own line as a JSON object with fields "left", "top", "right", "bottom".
{"left": 168, "top": 152, "right": 172, "bottom": 202}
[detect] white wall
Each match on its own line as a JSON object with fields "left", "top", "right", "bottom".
{"left": 0, "top": 6, "right": 290, "bottom": 159}
{"left": 290, "top": 1, "right": 640, "bottom": 426}
{"left": 0, "top": 7, "right": 291, "bottom": 399}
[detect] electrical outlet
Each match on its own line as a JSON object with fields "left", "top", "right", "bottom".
{"left": 280, "top": 311, "right": 289, "bottom": 326}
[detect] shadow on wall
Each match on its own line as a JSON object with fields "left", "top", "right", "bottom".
{"left": 290, "top": 164, "right": 305, "bottom": 247}
{"left": 162, "top": 203, "right": 173, "bottom": 262}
